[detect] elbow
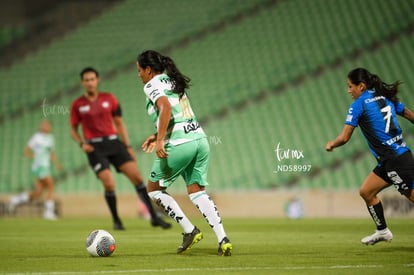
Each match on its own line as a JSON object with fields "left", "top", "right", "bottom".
{"left": 160, "top": 104, "right": 172, "bottom": 116}
{"left": 335, "top": 135, "right": 350, "bottom": 146}
{"left": 341, "top": 136, "right": 350, "bottom": 144}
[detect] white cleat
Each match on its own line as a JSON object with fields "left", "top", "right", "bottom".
{"left": 361, "top": 229, "right": 393, "bottom": 245}
{"left": 7, "top": 196, "right": 19, "bottom": 215}
{"left": 44, "top": 212, "right": 58, "bottom": 221}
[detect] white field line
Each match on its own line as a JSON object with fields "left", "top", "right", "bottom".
{"left": 1, "top": 264, "right": 414, "bottom": 275}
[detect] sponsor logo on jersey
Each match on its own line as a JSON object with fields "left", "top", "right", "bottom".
{"left": 364, "top": 95, "right": 385, "bottom": 104}
{"left": 102, "top": 101, "right": 109, "bottom": 108}
{"left": 149, "top": 89, "right": 160, "bottom": 100}
{"left": 183, "top": 119, "right": 200, "bottom": 134}
{"left": 79, "top": 105, "right": 90, "bottom": 113}
{"left": 385, "top": 134, "right": 403, "bottom": 145}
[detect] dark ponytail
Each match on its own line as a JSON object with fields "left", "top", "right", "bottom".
{"left": 137, "top": 50, "right": 190, "bottom": 97}
{"left": 348, "top": 68, "right": 401, "bottom": 102}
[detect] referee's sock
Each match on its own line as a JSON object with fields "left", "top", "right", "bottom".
{"left": 135, "top": 184, "right": 158, "bottom": 221}
{"left": 104, "top": 191, "right": 121, "bottom": 223}
{"left": 367, "top": 201, "right": 387, "bottom": 230}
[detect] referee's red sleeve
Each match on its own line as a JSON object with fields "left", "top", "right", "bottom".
{"left": 70, "top": 100, "right": 80, "bottom": 126}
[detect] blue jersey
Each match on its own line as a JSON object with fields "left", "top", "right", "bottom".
{"left": 345, "top": 89, "right": 409, "bottom": 163}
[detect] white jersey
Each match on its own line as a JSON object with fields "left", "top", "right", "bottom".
{"left": 144, "top": 73, "right": 206, "bottom": 146}
{"left": 27, "top": 132, "right": 55, "bottom": 169}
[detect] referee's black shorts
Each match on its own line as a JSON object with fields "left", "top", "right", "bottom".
{"left": 374, "top": 151, "right": 414, "bottom": 196}
{"left": 86, "top": 136, "right": 133, "bottom": 175}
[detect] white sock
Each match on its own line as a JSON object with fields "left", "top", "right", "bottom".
{"left": 44, "top": 200, "right": 55, "bottom": 215}
{"left": 20, "top": 192, "right": 29, "bottom": 202}
{"left": 11, "top": 192, "right": 29, "bottom": 206}
{"left": 148, "top": 191, "right": 194, "bottom": 233}
{"left": 189, "top": 191, "right": 226, "bottom": 242}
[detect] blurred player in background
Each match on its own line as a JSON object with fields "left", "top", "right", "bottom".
{"left": 326, "top": 68, "right": 414, "bottom": 245}
{"left": 9, "top": 119, "right": 62, "bottom": 220}
{"left": 136, "top": 50, "right": 232, "bottom": 256}
{"left": 70, "top": 67, "right": 171, "bottom": 230}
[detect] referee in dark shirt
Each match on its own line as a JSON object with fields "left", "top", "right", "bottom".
{"left": 70, "top": 67, "right": 171, "bottom": 230}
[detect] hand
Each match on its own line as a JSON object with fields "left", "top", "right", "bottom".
{"left": 155, "top": 139, "right": 168, "bottom": 158}
{"left": 81, "top": 143, "right": 95, "bottom": 153}
{"left": 142, "top": 134, "right": 157, "bottom": 153}
{"left": 325, "top": 141, "right": 334, "bottom": 152}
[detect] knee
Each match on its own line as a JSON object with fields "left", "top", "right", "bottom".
{"left": 31, "top": 190, "right": 42, "bottom": 199}
{"left": 359, "top": 187, "right": 371, "bottom": 202}
{"left": 187, "top": 183, "right": 204, "bottom": 195}
{"left": 147, "top": 180, "right": 161, "bottom": 193}
{"left": 128, "top": 169, "right": 143, "bottom": 185}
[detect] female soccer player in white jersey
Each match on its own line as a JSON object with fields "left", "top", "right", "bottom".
{"left": 9, "top": 119, "right": 62, "bottom": 220}
{"left": 326, "top": 68, "right": 414, "bottom": 245}
{"left": 136, "top": 50, "right": 232, "bottom": 256}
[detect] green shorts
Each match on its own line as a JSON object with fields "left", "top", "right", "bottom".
{"left": 149, "top": 138, "right": 209, "bottom": 188}
{"left": 32, "top": 166, "right": 51, "bottom": 179}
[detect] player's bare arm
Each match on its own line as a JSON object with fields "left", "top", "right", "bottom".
{"left": 155, "top": 96, "right": 172, "bottom": 159}
{"left": 51, "top": 151, "right": 63, "bottom": 171}
{"left": 402, "top": 106, "right": 414, "bottom": 124}
{"left": 23, "top": 145, "right": 33, "bottom": 159}
{"left": 113, "top": 116, "right": 135, "bottom": 159}
{"left": 326, "top": 124, "right": 355, "bottom": 152}
{"left": 70, "top": 124, "right": 94, "bottom": 153}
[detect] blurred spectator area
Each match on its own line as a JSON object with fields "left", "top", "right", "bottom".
{"left": 0, "top": 0, "right": 120, "bottom": 68}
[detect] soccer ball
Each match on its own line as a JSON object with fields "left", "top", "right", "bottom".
{"left": 85, "top": 229, "right": 116, "bottom": 257}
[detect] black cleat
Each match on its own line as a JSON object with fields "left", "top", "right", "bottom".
{"left": 114, "top": 220, "right": 125, "bottom": 230}
{"left": 177, "top": 226, "right": 203, "bottom": 254}
{"left": 218, "top": 237, "right": 232, "bottom": 256}
{"left": 151, "top": 217, "right": 172, "bottom": 229}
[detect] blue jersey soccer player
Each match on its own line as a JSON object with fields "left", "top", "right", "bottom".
{"left": 326, "top": 68, "right": 414, "bottom": 245}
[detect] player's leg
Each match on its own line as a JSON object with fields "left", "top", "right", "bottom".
{"left": 7, "top": 179, "right": 39, "bottom": 213}
{"left": 30, "top": 178, "right": 43, "bottom": 200}
{"left": 187, "top": 183, "right": 232, "bottom": 256}
{"left": 184, "top": 138, "right": 232, "bottom": 256}
{"left": 395, "top": 152, "right": 414, "bottom": 203}
{"left": 97, "top": 169, "right": 124, "bottom": 230}
{"left": 87, "top": 145, "right": 125, "bottom": 230}
{"left": 8, "top": 166, "right": 45, "bottom": 214}
{"left": 146, "top": 141, "right": 201, "bottom": 252}
{"left": 40, "top": 175, "right": 57, "bottom": 220}
{"left": 147, "top": 180, "right": 200, "bottom": 253}
{"left": 359, "top": 171, "right": 393, "bottom": 245}
{"left": 118, "top": 161, "right": 171, "bottom": 229}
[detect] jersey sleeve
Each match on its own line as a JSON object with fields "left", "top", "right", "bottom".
{"left": 345, "top": 100, "right": 363, "bottom": 127}
{"left": 144, "top": 79, "right": 167, "bottom": 104}
{"left": 27, "top": 134, "right": 37, "bottom": 149}
{"left": 70, "top": 100, "right": 81, "bottom": 126}
{"left": 395, "top": 101, "right": 405, "bottom": 115}
{"left": 109, "top": 94, "right": 122, "bottom": 117}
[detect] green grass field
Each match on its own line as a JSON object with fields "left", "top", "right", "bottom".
{"left": 1, "top": 217, "right": 413, "bottom": 275}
